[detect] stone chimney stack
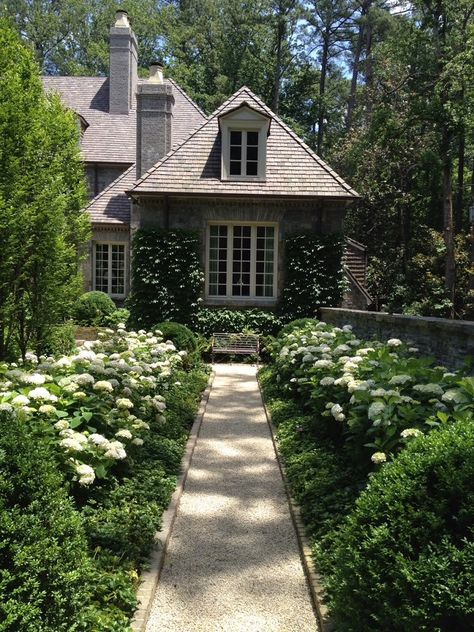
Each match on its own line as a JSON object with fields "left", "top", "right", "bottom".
{"left": 136, "top": 62, "right": 174, "bottom": 177}
{"left": 109, "top": 10, "right": 138, "bottom": 114}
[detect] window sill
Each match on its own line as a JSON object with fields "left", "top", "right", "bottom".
{"left": 221, "top": 176, "right": 266, "bottom": 183}
{"left": 204, "top": 297, "right": 277, "bottom": 308}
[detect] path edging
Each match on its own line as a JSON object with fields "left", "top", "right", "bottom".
{"left": 131, "top": 370, "right": 215, "bottom": 632}
{"left": 257, "top": 375, "right": 334, "bottom": 632}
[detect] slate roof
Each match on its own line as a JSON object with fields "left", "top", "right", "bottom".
{"left": 41, "top": 76, "right": 206, "bottom": 164}
{"left": 131, "top": 86, "right": 359, "bottom": 199}
{"left": 84, "top": 164, "right": 136, "bottom": 226}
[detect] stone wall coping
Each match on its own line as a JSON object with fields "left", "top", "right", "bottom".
{"left": 320, "top": 307, "right": 474, "bottom": 335}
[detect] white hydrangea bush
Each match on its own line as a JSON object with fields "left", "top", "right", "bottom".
{"left": 0, "top": 325, "right": 185, "bottom": 486}
{"left": 272, "top": 321, "right": 473, "bottom": 465}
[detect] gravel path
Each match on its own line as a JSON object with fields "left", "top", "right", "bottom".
{"left": 145, "top": 363, "right": 318, "bottom": 632}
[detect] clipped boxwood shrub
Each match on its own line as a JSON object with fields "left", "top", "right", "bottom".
{"left": 196, "top": 307, "right": 282, "bottom": 337}
{"left": 155, "top": 322, "right": 197, "bottom": 354}
{"left": 0, "top": 412, "right": 95, "bottom": 631}
{"left": 39, "top": 322, "right": 77, "bottom": 356}
{"left": 73, "top": 291, "right": 116, "bottom": 326}
{"left": 323, "top": 416, "right": 474, "bottom": 632}
{"left": 277, "top": 317, "right": 319, "bottom": 338}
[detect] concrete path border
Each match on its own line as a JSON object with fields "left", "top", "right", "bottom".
{"left": 257, "top": 377, "right": 334, "bottom": 632}
{"left": 131, "top": 370, "right": 215, "bottom": 632}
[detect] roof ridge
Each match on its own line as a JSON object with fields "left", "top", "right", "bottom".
{"left": 236, "top": 89, "right": 357, "bottom": 197}
{"left": 166, "top": 78, "right": 207, "bottom": 119}
{"left": 84, "top": 163, "right": 136, "bottom": 211}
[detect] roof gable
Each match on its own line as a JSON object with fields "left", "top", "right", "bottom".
{"left": 130, "top": 86, "right": 358, "bottom": 198}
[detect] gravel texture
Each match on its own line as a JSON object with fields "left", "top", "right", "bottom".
{"left": 145, "top": 364, "right": 318, "bottom": 632}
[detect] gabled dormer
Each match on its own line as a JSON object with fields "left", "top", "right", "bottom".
{"left": 218, "top": 102, "right": 271, "bottom": 182}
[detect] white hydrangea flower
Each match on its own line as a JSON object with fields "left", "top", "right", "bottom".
{"left": 131, "top": 437, "right": 144, "bottom": 446}
{"left": 320, "top": 377, "right": 335, "bottom": 386}
{"left": 370, "top": 388, "right": 387, "bottom": 397}
{"left": 28, "top": 387, "right": 58, "bottom": 402}
{"left": 413, "top": 383, "right": 444, "bottom": 397}
{"left": 72, "top": 391, "right": 87, "bottom": 400}
{"left": 76, "top": 463, "right": 95, "bottom": 486}
{"left": 368, "top": 401, "right": 386, "bottom": 420}
{"left": 38, "top": 404, "right": 57, "bottom": 416}
{"left": 371, "top": 452, "right": 387, "bottom": 464}
{"left": 115, "top": 429, "right": 133, "bottom": 440}
{"left": 24, "top": 373, "right": 46, "bottom": 385}
{"left": 302, "top": 353, "right": 314, "bottom": 363}
{"left": 11, "top": 394, "right": 30, "bottom": 406}
{"left": 331, "top": 403, "right": 343, "bottom": 418}
{"left": 116, "top": 397, "right": 134, "bottom": 410}
{"left": 408, "top": 347, "right": 419, "bottom": 353}
{"left": 24, "top": 352, "right": 38, "bottom": 364}
{"left": 401, "top": 428, "right": 422, "bottom": 438}
{"left": 59, "top": 438, "right": 84, "bottom": 452}
{"left": 358, "top": 347, "right": 375, "bottom": 356}
{"left": 56, "top": 356, "right": 72, "bottom": 368}
{"left": 387, "top": 338, "right": 402, "bottom": 347}
{"left": 441, "top": 389, "right": 467, "bottom": 404}
{"left": 342, "top": 324, "right": 353, "bottom": 332}
{"left": 314, "top": 359, "right": 334, "bottom": 369}
{"left": 0, "top": 403, "right": 13, "bottom": 413}
{"left": 54, "top": 420, "right": 70, "bottom": 431}
{"left": 93, "top": 380, "right": 114, "bottom": 393}
{"left": 104, "top": 440, "right": 127, "bottom": 460}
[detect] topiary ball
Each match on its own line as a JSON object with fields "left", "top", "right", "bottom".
{"left": 155, "top": 322, "right": 197, "bottom": 354}
{"left": 74, "top": 291, "right": 116, "bottom": 326}
{"left": 323, "top": 416, "right": 474, "bottom": 632}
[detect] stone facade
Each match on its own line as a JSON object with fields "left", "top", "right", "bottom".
{"left": 320, "top": 307, "right": 474, "bottom": 370}
{"left": 133, "top": 196, "right": 347, "bottom": 306}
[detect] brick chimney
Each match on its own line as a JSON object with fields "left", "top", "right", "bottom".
{"left": 109, "top": 10, "right": 138, "bottom": 114}
{"left": 136, "top": 62, "right": 174, "bottom": 177}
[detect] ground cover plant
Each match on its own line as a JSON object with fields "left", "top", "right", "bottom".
{"left": 0, "top": 324, "right": 209, "bottom": 630}
{"left": 260, "top": 319, "right": 474, "bottom": 631}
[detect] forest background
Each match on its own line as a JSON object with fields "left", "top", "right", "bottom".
{"left": 4, "top": 0, "right": 474, "bottom": 318}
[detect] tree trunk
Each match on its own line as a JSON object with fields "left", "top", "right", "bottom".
{"left": 272, "top": 10, "right": 285, "bottom": 114}
{"left": 455, "top": 127, "right": 465, "bottom": 232}
{"left": 442, "top": 138, "right": 456, "bottom": 317}
{"left": 346, "top": 22, "right": 363, "bottom": 131}
{"left": 316, "top": 34, "right": 329, "bottom": 156}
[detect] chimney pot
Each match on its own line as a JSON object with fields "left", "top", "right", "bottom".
{"left": 149, "top": 62, "right": 164, "bottom": 84}
{"left": 114, "top": 9, "right": 130, "bottom": 28}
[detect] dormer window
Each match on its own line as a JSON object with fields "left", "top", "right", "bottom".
{"left": 219, "top": 103, "right": 270, "bottom": 181}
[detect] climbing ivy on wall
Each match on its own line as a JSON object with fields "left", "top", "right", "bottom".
{"left": 127, "top": 229, "right": 204, "bottom": 328}
{"left": 279, "top": 233, "right": 345, "bottom": 321}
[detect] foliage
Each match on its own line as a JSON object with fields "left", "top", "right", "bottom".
{"left": 155, "top": 322, "right": 197, "bottom": 354}
{"left": 278, "top": 233, "right": 345, "bottom": 321}
{"left": 323, "top": 416, "right": 474, "bottom": 632}
{"left": 0, "top": 22, "right": 89, "bottom": 361}
{"left": 104, "top": 308, "right": 130, "bottom": 328}
{"left": 128, "top": 229, "right": 204, "bottom": 329}
{"left": 0, "top": 325, "right": 209, "bottom": 627}
{"left": 0, "top": 411, "right": 95, "bottom": 631}
{"left": 196, "top": 307, "right": 282, "bottom": 337}
{"left": 73, "top": 291, "right": 116, "bottom": 326}
{"left": 40, "top": 322, "right": 77, "bottom": 357}
{"left": 271, "top": 320, "right": 472, "bottom": 468}
{"left": 277, "top": 317, "right": 319, "bottom": 338}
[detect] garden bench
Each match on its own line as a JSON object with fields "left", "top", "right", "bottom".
{"left": 211, "top": 332, "right": 260, "bottom": 363}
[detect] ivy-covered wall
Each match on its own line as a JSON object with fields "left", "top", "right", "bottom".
{"left": 278, "top": 233, "right": 346, "bottom": 321}
{"left": 127, "top": 229, "right": 204, "bottom": 328}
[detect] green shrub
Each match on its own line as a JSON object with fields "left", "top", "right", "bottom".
{"left": 104, "top": 308, "right": 130, "bottom": 327}
{"left": 39, "top": 322, "right": 77, "bottom": 356}
{"left": 155, "top": 322, "right": 197, "bottom": 353}
{"left": 277, "top": 317, "right": 319, "bottom": 338}
{"left": 73, "top": 291, "right": 116, "bottom": 326}
{"left": 196, "top": 307, "right": 282, "bottom": 337}
{"left": 323, "top": 416, "right": 474, "bottom": 632}
{"left": 0, "top": 412, "right": 95, "bottom": 631}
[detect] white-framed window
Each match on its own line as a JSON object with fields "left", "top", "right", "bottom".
{"left": 219, "top": 104, "right": 270, "bottom": 181}
{"left": 206, "top": 223, "right": 278, "bottom": 300}
{"left": 93, "top": 242, "right": 127, "bottom": 298}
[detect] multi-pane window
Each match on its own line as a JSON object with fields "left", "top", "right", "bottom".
{"left": 94, "top": 243, "right": 126, "bottom": 297}
{"left": 207, "top": 224, "right": 276, "bottom": 299}
{"left": 229, "top": 130, "right": 260, "bottom": 177}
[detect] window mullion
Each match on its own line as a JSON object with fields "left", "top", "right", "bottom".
{"left": 250, "top": 225, "right": 256, "bottom": 298}
{"left": 226, "top": 225, "right": 232, "bottom": 298}
{"left": 107, "top": 245, "right": 112, "bottom": 296}
{"left": 242, "top": 131, "right": 247, "bottom": 176}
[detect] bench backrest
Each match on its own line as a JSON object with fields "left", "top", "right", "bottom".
{"left": 212, "top": 332, "right": 259, "bottom": 354}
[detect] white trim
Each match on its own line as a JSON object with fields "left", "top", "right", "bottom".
{"left": 205, "top": 221, "right": 278, "bottom": 302}
{"left": 92, "top": 241, "right": 128, "bottom": 299}
{"left": 220, "top": 108, "right": 269, "bottom": 181}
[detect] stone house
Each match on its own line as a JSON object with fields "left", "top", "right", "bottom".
{"left": 43, "top": 10, "right": 369, "bottom": 310}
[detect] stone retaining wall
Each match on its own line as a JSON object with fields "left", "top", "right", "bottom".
{"left": 319, "top": 308, "right": 474, "bottom": 371}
